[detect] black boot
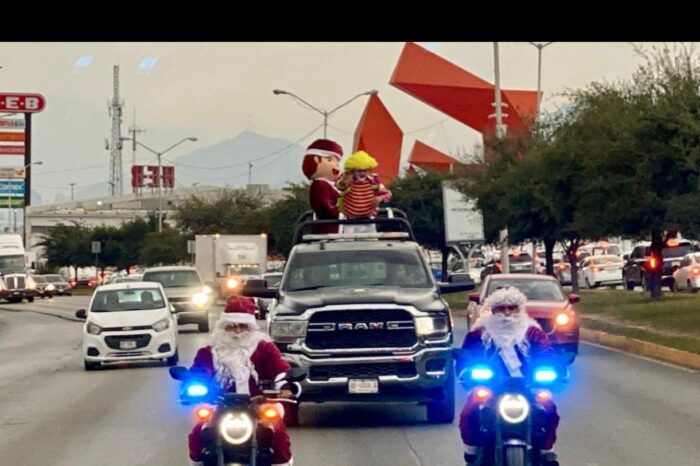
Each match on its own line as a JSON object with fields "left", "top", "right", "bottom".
{"left": 464, "top": 452, "right": 478, "bottom": 465}
{"left": 540, "top": 450, "right": 559, "bottom": 466}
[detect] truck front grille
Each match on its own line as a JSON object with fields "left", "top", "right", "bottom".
{"left": 309, "top": 362, "right": 417, "bottom": 381}
{"left": 306, "top": 308, "right": 417, "bottom": 350}
{"left": 5, "top": 276, "right": 25, "bottom": 290}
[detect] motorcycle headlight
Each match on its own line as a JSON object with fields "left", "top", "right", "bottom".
{"left": 47, "top": 283, "right": 56, "bottom": 291}
{"left": 415, "top": 315, "right": 448, "bottom": 336}
{"left": 219, "top": 412, "right": 254, "bottom": 445}
{"left": 498, "top": 394, "right": 530, "bottom": 424}
{"left": 192, "top": 292, "right": 208, "bottom": 308}
{"left": 269, "top": 320, "right": 307, "bottom": 341}
{"left": 152, "top": 317, "right": 170, "bottom": 332}
{"left": 86, "top": 322, "right": 103, "bottom": 335}
{"left": 226, "top": 278, "right": 239, "bottom": 289}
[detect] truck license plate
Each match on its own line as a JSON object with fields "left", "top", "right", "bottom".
{"left": 119, "top": 340, "right": 137, "bottom": 350}
{"left": 348, "top": 379, "right": 378, "bottom": 394}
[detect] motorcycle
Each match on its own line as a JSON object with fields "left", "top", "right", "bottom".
{"left": 170, "top": 366, "right": 304, "bottom": 466}
{"left": 453, "top": 349, "right": 568, "bottom": 466}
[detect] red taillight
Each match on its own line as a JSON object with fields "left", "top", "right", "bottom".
{"left": 495, "top": 263, "right": 502, "bottom": 272}
{"left": 558, "top": 264, "right": 567, "bottom": 271}
{"left": 649, "top": 257, "right": 658, "bottom": 270}
{"left": 195, "top": 405, "right": 214, "bottom": 422}
{"left": 592, "top": 267, "right": 600, "bottom": 272}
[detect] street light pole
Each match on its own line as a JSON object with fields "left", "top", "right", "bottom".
{"left": 273, "top": 89, "right": 378, "bottom": 139}
{"left": 69, "top": 182, "right": 76, "bottom": 201}
{"left": 529, "top": 42, "right": 553, "bottom": 118}
{"left": 131, "top": 137, "right": 197, "bottom": 233}
{"left": 17, "top": 160, "right": 42, "bottom": 238}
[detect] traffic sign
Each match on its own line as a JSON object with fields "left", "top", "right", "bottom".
{"left": 0, "top": 145, "right": 24, "bottom": 155}
{"left": 0, "top": 197, "right": 24, "bottom": 208}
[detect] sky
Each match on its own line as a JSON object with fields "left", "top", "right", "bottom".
{"left": 0, "top": 42, "right": 673, "bottom": 204}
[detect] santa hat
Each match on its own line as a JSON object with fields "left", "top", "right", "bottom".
{"left": 218, "top": 296, "right": 258, "bottom": 328}
{"left": 305, "top": 138, "right": 343, "bottom": 159}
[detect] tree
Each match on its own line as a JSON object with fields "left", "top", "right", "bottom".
{"left": 388, "top": 171, "right": 452, "bottom": 275}
{"left": 36, "top": 222, "right": 92, "bottom": 280}
{"left": 173, "top": 189, "right": 263, "bottom": 235}
{"left": 140, "top": 229, "right": 188, "bottom": 266}
{"left": 261, "top": 183, "right": 310, "bottom": 257}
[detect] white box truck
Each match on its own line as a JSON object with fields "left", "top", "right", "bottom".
{"left": 194, "top": 234, "right": 268, "bottom": 299}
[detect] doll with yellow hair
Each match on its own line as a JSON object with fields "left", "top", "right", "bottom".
{"left": 337, "top": 150, "right": 392, "bottom": 232}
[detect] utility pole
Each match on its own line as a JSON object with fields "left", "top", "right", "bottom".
{"left": 248, "top": 162, "right": 253, "bottom": 185}
{"left": 493, "top": 42, "right": 510, "bottom": 273}
{"left": 128, "top": 109, "right": 146, "bottom": 167}
{"left": 70, "top": 182, "right": 76, "bottom": 201}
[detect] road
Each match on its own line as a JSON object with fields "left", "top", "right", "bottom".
{"left": 0, "top": 296, "right": 698, "bottom": 465}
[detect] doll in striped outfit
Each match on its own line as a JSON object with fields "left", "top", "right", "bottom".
{"left": 337, "top": 150, "right": 392, "bottom": 233}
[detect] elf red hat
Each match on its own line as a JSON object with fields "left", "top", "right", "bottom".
{"left": 305, "top": 138, "right": 343, "bottom": 159}
{"left": 218, "top": 296, "right": 257, "bottom": 327}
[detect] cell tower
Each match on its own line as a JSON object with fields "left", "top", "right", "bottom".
{"left": 107, "top": 65, "right": 124, "bottom": 196}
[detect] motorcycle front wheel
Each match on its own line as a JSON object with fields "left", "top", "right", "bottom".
{"left": 504, "top": 445, "right": 525, "bottom": 466}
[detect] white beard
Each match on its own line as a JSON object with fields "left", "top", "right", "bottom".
{"left": 210, "top": 327, "right": 271, "bottom": 394}
{"left": 472, "top": 311, "right": 540, "bottom": 377}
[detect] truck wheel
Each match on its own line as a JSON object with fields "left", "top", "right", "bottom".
{"left": 426, "top": 370, "right": 455, "bottom": 424}
{"left": 198, "top": 319, "right": 210, "bottom": 333}
{"left": 284, "top": 402, "right": 300, "bottom": 427}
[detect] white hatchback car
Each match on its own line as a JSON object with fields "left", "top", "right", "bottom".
{"left": 77, "top": 282, "right": 178, "bottom": 371}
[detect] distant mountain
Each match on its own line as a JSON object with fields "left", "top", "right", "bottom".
{"left": 171, "top": 130, "right": 307, "bottom": 189}
{"left": 41, "top": 131, "right": 308, "bottom": 204}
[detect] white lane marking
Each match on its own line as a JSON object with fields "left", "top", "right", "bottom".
{"left": 581, "top": 341, "right": 699, "bottom": 373}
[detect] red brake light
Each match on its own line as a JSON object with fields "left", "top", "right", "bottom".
{"left": 649, "top": 257, "right": 658, "bottom": 270}
{"left": 693, "top": 268, "right": 700, "bottom": 275}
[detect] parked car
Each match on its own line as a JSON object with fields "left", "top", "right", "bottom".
{"left": 76, "top": 281, "right": 179, "bottom": 370}
{"left": 672, "top": 252, "right": 700, "bottom": 292}
{"left": 622, "top": 240, "right": 694, "bottom": 290}
{"left": 551, "top": 253, "right": 572, "bottom": 286}
{"left": 30, "top": 275, "right": 54, "bottom": 298}
{"left": 480, "top": 252, "right": 535, "bottom": 281}
{"left": 577, "top": 255, "right": 624, "bottom": 289}
{"left": 468, "top": 273, "right": 580, "bottom": 364}
{"left": 43, "top": 274, "right": 73, "bottom": 296}
{"left": 142, "top": 266, "right": 212, "bottom": 332}
{"left": 113, "top": 274, "right": 144, "bottom": 284}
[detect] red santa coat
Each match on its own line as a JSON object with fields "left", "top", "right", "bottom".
{"left": 309, "top": 178, "right": 340, "bottom": 234}
{"left": 459, "top": 325, "right": 560, "bottom": 451}
{"left": 188, "top": 341, "right": 293, "bottom": 464}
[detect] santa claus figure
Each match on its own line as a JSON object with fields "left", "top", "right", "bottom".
{"left": 187, "top": 296, "right": 294, "bottom": 466}
{"left": 337, "top": 150, "right": 392, "bottom": 233}
{"left": 301, "top": 138, "right": 343, "bottom": 234}
{"left": 459, "top": 287, "right": 560, "bottom": 466}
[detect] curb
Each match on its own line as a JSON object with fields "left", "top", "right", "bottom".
{"left": 580, "top": 328, "right": 700, "bottom": 371}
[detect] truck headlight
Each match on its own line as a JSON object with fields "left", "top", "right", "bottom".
{"left": 226, "top": 278, "right": 239, "bottom": 289}
{"left": 27, "top": 278, "right": 36, "bottom": 289}
{"left": 415, "top": 315, "right": 449, "bottom": 336}
{"left": 152, "top": 317, "right": 170, "bottom": 332}
{"left": 47, "top": 283, "right": 56, "bottom": 291}
{"left": 86, "top": 322, "right": 103, "bottom": 335}
{"left": 192, "top": 292, "right": 209, "bottom": 308}
{"left": 270, "top": 321, "right": 307, "bottom": 341}
{"left": 203, "top": 285, "right": 212, "bottom": 294}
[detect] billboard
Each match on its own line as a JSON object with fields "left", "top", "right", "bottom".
{"left": 131, "top": 165, "right": 175, "bottom": 190}
{"left": 442, "top": 181, "right": 484, "bottom": 243}
{"left": 0, "top": 180, "right": 25, "bottom": 196}
{"left": 0, "top": 167, "right": 26, "bottom": 179}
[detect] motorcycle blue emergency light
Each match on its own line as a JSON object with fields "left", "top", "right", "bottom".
{"left": 185, "top": 382, "right": 209, "bottom": 397}
{"left": 533, "top": 367, "right": 558, "bottom": 383}
{"left": 470, "top": 365, "right": 495, "bottom": 382}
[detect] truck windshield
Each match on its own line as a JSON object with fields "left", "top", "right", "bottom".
{"left": 0, "top": 255, "right": 25, "bottom": 271}
{"left": 142, "top": 270, "right": 201, "bottom": 288}
{"left": 284, "top": 249, "right": 432, "bottom": 291}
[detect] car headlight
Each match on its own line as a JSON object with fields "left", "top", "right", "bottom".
{"left": 415, "top": 315, "right": 449, "bottom": 336}
{"left": 192, "top": 292, "right": 208, "bottom": 308}
{"left": 498, "top": 394, "right": 530, "bottom": 424}
{"left": 554, "top": 312, "right": 571, "bottom": 327}
{"left": 86, "top": 322, "right": 103, "bottom": 335}
{"left": 203, "top": 285, "right": 212, "bottom": 294}
{"left": 269, "top": 320, "right": 307, "bottom": 341}
{"left": 46, "top": 283, "right": 56, "bottom": 291}
{"left": 226, "top": 278, "right": 239, "bottom": 289}
{"left": 219, "top": 412, "right": 254, "bottom": 445}
{"left": 152, "top": 317, "right": 170, "bottom": 332}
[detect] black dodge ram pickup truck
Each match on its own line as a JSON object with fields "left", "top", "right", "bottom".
{"left": 245, "top": 209, "right": 474, "bottom": 425}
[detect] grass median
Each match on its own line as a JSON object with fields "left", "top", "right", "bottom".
{"left": 576, "top": 290, "right": 700, "bottom": 355}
